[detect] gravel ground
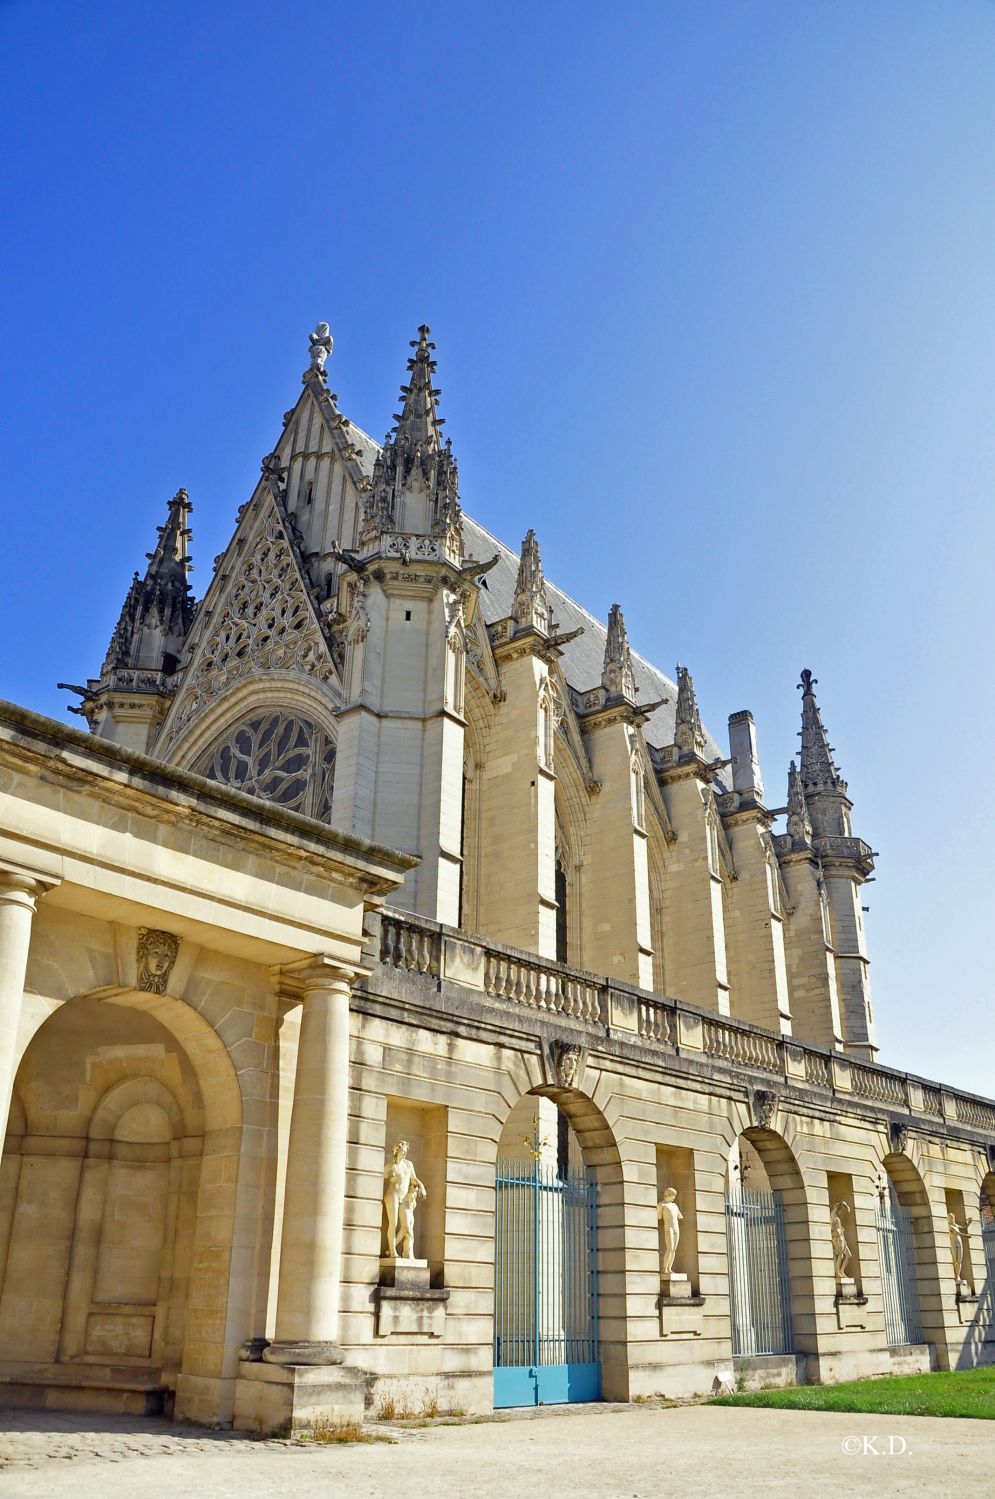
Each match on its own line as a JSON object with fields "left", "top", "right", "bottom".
{"left": 1, "top": 1401, "right": 992, "bottom": 1499}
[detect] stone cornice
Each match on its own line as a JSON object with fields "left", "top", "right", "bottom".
{"left": 0, "top": 699, "right": 417, "bottom": 896}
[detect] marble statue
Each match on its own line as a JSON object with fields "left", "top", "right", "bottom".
{"left": 948, "top": 1211, "right": 972, "bottom": 1281}
{"left": 136, "top": 928, "right": 179, "bottom": 995}
{"left": 657, "top": 1187, "right": 683, "bottom": 1276}
{"left": 831, "top": 1200, "right": 852, "bottom": 1279}
{"left": 383, "top": 1140, "right": 426, "bottom": 1259}
{"left": 308, "top": 321, "right": 334, "bottom": 372}
{"left": 397, "top": 1183, "right": 421, "bottom": 1260}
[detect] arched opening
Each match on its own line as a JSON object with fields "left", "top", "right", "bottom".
{"left": 0, "top": 990, "right": 243, "bottom": 1410}
{"left": 725, "top": 1127, "right": 813, "bottom": 1360}
{"left": 875, "top": 1152, "right": 940, "bottom": 1352}
{"left": 492, "top": 1081, "right": 624, "bottom": 1407}
{"left": 981, "top": 1173, "right": 995, "bottom": 1289}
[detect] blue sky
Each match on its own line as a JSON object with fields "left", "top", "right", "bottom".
{"left": 2, "top": 1, "right": 993, "bottom": 1093}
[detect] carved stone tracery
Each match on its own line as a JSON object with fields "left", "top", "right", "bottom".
{"left": 160, "top": 510, "right": 337, "bottom": 748}
{"left": 198, "top": 710, "right": 336, "bottom": 821}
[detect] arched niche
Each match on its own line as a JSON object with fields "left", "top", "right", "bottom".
{"left": 0, "top": 989, "right": 243, "bottom": 1401}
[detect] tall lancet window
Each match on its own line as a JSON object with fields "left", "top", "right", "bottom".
{"left": 555, "top": 854, "right": 569, "bottom": 965}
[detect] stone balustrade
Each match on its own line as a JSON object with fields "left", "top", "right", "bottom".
{"left": 371, "top": 908, "right": 995, "bottom": 1137}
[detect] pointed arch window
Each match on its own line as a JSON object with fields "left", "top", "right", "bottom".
{"left": 198, "top": 710, "right": 335, "bottom": 821}
{"left": 555, "top": 855, "right": 569, "bottom": 965}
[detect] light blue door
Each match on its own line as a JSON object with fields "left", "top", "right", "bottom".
{"left": 493, "top": 1161, "right": 600, "bottom": 1407}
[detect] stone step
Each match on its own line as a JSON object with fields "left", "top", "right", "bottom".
{"left": 0, "top": 1361, "right": 170, "bottom": 1417}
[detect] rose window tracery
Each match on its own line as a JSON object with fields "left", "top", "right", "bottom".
{"left": 199, "top": 711, "right": 335, "bottom": 821}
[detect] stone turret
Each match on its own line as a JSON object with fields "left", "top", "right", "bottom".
{"left": 775, "top": 669, "right": 876, "bottom": 1058}
{"left": 65, "top": 489, "right": 195, "bottom": 750}
{"left": 601, "top": 604, "right": 636, "bottom": 703}
{"left": 361, "top": 325, "right": 462, "bottom": 559}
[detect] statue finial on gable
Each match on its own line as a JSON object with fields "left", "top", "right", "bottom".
{"left": 307, "top": 321, "right": 334, "bottom": 377}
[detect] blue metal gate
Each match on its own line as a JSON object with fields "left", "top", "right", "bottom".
{"left": 493, "top": 1159, "right": 600, "bottom": 1407}
{"left": 876, "top": 1202, "right": 923, "bottom": 1346}
{"left": 725, "top": 1187, "right": 793, "bottom": 1356}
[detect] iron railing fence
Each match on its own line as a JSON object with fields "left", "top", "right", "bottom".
{"left": 875, "top": 1203, "right": 924, "bottom": 1346}
{"left": 981, "top": 1219, "right": 995, "bottom": 1288}
{"left": 725, "top": 1187, "right": 793, "bottom": 1356}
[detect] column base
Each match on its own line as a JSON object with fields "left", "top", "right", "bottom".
{"left": 261, "top": 1340, "right": 345, "bottom": 1367}
{"left": 234, "top": 1360, "right": 366, "bottom": 1435}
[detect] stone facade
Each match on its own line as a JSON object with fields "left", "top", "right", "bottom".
{"left": 1, "top": 322, "right": 992, "bottom": 1430}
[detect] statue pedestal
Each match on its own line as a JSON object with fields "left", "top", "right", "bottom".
{"left": 660, "top": 1272, "right": 692, "bottom": 1300}
{"left": 834, "top": 1276, "right": 868, "bottom": 1329}
{"left": 376, "top": 1258, "right": 448, "bottom": 1338}
{"left": 658, "top": 1273, "right": 704, "bottom": 1336}
{"left": 379, "top": 1256, "right": 430, "bottom": 1290}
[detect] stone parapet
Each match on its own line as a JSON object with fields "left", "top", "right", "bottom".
{"left": 370, "top": 907, "right": 995, "bottom": 1145}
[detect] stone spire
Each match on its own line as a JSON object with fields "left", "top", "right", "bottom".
{"left": 674, "top": 665, "right": 706, "bottom": 757}
{"left": 62, "top": 488, "right": 196, "bottom": 747}
{"left": 363, "top": 325, "right": 462, "bottom": 556}
{"left": 100, "top": 488, "right": 194, "bottom": 676}
{"left": 798, "top": 669, "right": 846, "bottom": 797}
{"left": 602, "top": 604, "right": 636, "bottom": 701}
{"left": 785, "top": 758, "right": 814, "bottom": 846}
{"left": 511, "top": 529, "right": 549, "bottom": 634}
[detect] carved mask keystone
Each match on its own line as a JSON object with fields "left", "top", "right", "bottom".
{"left": 136, "top": 928, "right": 180, "bottom": 994}
{"left": 889, "top": 1121, "right": 910, "bottom": 1156}
{"left": 752, "top": 1089, "right": 778, "bottom": 1131}
{"left": 555, "top": 1043, "right": 584, "bottom": 1091}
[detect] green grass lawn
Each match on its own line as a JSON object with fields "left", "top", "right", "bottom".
{"left": 712, "top": 1365, "right": 995, "bottom": 1420}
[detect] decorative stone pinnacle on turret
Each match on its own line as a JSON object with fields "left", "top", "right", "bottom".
{"left": 64, "top": 487, "right": 197, "bottom": 741}
{"left": 798, "top": 668, "right": 846, "bottom": 797}
{"left": 361, "top": 324, "right": 462, "bottom": 561}
{"left": 100, "top": 487, "right": 195, "bottom": 678}
{"left": 674, "top": 665, "right": 706, "bottom": 757}
{"left": 305, "top": 321, "right": 333, "bottom": 381}
{"left": 785, "top": 759, "right": 814, "bottom": 847}
{"left": 602, "top": 604, "right": 637, "bottom": 702}
{"left": 511, "top": 529, "right": 549, "bottom": 634}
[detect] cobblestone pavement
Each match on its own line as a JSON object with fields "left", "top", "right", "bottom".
{"left": 2, "top": 1403, "right": 993, "bottom": 1499}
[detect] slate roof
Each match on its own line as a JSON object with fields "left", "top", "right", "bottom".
{"left": 344, "top": 417, "right": 724, "bottom": 763}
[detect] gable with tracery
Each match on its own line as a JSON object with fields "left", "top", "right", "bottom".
{"left": 155, "top": 496, "right": 340, "bottom": 760}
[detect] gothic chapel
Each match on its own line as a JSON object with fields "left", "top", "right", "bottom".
{"left": 0, "top": 323, "right": 991, "bottom": 1430}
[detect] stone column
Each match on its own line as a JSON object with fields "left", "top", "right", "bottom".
{"left": 0, "top": 871, "right": 45, "bottom": 1143}
{"left": 265, "top": 957, "right": 354, "bottom": 1364}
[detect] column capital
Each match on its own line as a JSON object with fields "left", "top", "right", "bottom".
{"left": 0, "top": 864, "right": 60, "bottom": 909}
{"left": 274, "top": 953, "right": 356, "bottom": 1002}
